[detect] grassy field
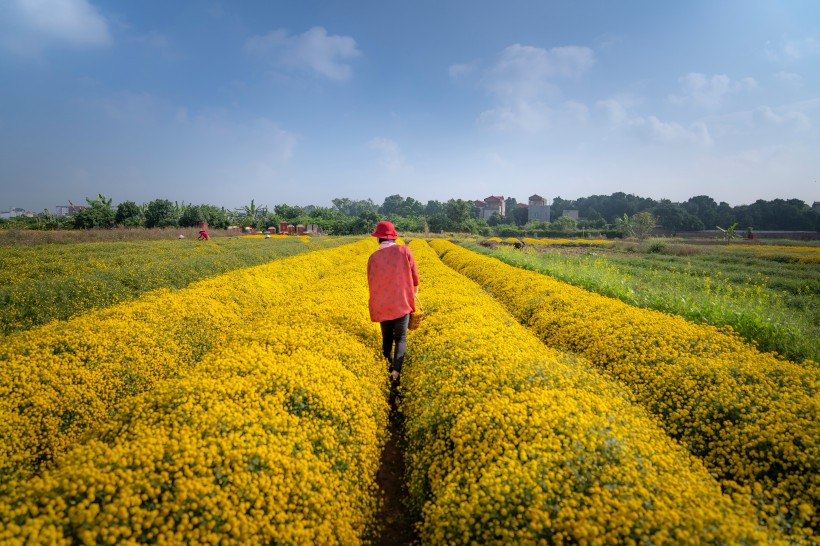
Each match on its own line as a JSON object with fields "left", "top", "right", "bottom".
{"left": 464, "top": 238, "right": 819, "bottom": 363}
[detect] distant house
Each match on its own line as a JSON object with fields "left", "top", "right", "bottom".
{"left": 527, "top": 194, "right": 550, "bottom": 222}
{"left": 813, "top": 201, "right": 820, "bottom": 213}
{"left": 0, "top": 207, "right": 29, "bottom": 219}
{"left": 475, "top": 195, "right": 505, "bottom": 220}
{"left": 55, "top": 204, "right": 87, "bottom": 217}
{"left": 563, "top": 209, "right": 579, "bottom": 220}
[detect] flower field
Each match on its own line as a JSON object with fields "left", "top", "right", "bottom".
{"left": 431, "top": 239, "right": 819, "bottom": 540}
{"left": 0, "top": 236, "right": 815, "bottom": 543}
{"left": 0, "top": 239, "right": 389, "bottom": 544}
{"left": 463, "top": 239, "right": 819, "bottom": 363}
{"left": 0, "top": 235, "right": 354, "bottom": 336}
{"left": 402, "top": 241, "right": 784, "bottom": 544}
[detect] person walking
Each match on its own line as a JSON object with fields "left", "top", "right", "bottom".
{"left": 367, "top": 221, "right": 419, "bottom": 405}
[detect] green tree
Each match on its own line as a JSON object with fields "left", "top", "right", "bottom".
{"left": 115, "top": 200, "right": 142, "bottom": 226}
{"left": 632, "top": 211, "right": 657, "bottom": 240}
{"left": 144, "top": 199, "right": 179, "bottom": 228}
{"left": 73, "top": 194, "right": 115, "bottom": 229}
{"left": 551, "top": 215, "right": 577, "bottom": 233}
{"left": 445, "top": 199, "right": 473, "bottom": 228}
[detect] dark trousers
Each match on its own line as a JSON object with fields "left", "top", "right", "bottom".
{"left": 380, "top": 314, "right": 409, "bottom": 374}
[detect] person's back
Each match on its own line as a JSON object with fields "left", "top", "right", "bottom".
{"left": 367, "top": 243, "right": 417, "bottom": 322}
{"left": 366, "top": 221, "right": 419, "bottom": 408}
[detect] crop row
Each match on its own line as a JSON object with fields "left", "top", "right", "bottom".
{"left": 0, "top": 238, "right": 389, "bottom": 544}
{"left": 0, "top": 239, "right": 374, "bottom": 483}
{"left": 430, "top": 239, "right": 819, "bottom": 539}
{"left": 0, "top": 235, "right": 355, "bottom": 335}
{"left": 401, "top": 240, "right": 784, "bottom": 543}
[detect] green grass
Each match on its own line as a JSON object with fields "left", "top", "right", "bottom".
{"left": 0, "top": 236, "right": 360, "bottom": 335}
{"left": 463, "top": 239, "right": 819, "bottom": 363}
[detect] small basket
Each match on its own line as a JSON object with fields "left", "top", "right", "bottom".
{"left": 408, "top": 296, "right": 424, "bottom": 330}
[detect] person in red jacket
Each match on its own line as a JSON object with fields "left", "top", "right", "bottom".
{"left": 367, "top": 221, "right": 419, "bottom": 401}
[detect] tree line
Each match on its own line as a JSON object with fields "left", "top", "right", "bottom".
{"left": 2, "top": 192, "right": 818, "bottom": 235}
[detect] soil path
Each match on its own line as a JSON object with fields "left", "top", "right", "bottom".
{"left": 375, "top": 410, "right": 418, "bottom": 545}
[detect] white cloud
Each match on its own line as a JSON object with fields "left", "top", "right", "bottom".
{"left": 245, "top": 26, "right": 361, "bottom": 81}
{"left": 596, "top": 98, "right": 629, "bottom": 124}
{"left": 773, "top": 71, "right": 803, "bottom": 87}
{"left": 753, "top": 105, "right": 810, "bottom": 131}
{"left": 630, "top": 117, "right": 713, "bottom": 146}
{"left": 448, "top": 62, "right": 477, "bottom": 79}
{"left": 482, "top": 44, "right": 594, "bottom": 101}
{"left": 765, "top": 36, "right": 820, "bottom": 64}
{"left": 473, "top": 44, "right": 594, "bottom": 132}
{"left": 669, "top": 73, "right": 757, "bottom": 109}
{"left": 598, "top": 98, "right": 713, "bottom": 146}
{"left": 1, "top": 0, "right": 111, "bottom": 56}
{"left": 367, "top": 137, "right": 411, "bottom": 173}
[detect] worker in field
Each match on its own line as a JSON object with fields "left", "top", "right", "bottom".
{"left": 197, "top": 229, "right": 210, "bottom": 240}
{"left": 367, "top": 221, "right": 419, "bottom": 407}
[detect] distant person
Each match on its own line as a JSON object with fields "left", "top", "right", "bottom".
{"left": 367, "top": 221, "right": 419, "bottom": 406}
{"left": 198, "top": 230, "right": 210, "bottom": 240}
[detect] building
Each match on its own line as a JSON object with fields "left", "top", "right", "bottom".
{"left": 55, "top": 204, "right": 88, "bottom": 217}
{"left": 0, "top": 207, "right": 30, "bottom": 219}
{"left": 562, "top": 210, "right": 580, "bottom": 220}
{"left": 527, "top": 194, "right": 550, "bottom": 222}
{"left": 475, "top": 195, "right": 505, "bottom": 220}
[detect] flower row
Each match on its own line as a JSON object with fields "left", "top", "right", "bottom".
{"left": 430, "top": 238, "right": 819, "bottom": 539}
{"left": 0, "top": 239, "right": 371, "bottom": 483}
{"left": 401, "top": 240, "right": 780, "bottom": 544}
{"left": 0, "top": 238, "right": 388, "bottom": 544}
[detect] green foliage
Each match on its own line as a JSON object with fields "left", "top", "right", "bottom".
{"left": 551, "top": 215, "right": 577, "bottom": 233}
{"left": 115, "top": 201, "right": 142, "bottom": 226}
{"left": 632, "top": 211, "right": 657, "bottom": 240}
{"left": 73, "top": 194, "right": 116, "bottom": 229}
{"left": 144, "top": 199, "right": 179, "bottom": 228}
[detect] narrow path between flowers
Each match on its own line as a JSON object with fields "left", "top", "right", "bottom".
{"left": 376, "top": 410, "right": 418, "bottom": 545}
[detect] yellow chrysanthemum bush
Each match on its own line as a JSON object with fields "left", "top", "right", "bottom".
{"left": 0, "top": 240, "right": 378, "bottom": 483}
{"left": 0, "top": 239, "right": 390, "bottom": 544}
{"left": 0, "top": 326, "right": 386, "bottom": 545}
{"left": 430, "top": 239, "right": 819, "bottom": 540}
{"left": 401, "top": 240, "right": 781, "bottom": 544}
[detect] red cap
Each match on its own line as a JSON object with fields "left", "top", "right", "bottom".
{"left": 371, "top": 220, "right": 398, "bottom": 239}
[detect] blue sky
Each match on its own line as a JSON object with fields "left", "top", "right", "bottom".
{"left": 1, "top": 0, "right": 818, "bottom": 213}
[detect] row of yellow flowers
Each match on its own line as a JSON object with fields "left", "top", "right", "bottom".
{"left": 401, "top": 240, "right": 783, "bottom": 544}
{"left": 430, "top": 238, "right": 819, "bottom": 539}
{"left": 0, "top": 236, "right": 354, "bottom": 335}
{"left": 0, "top": 238, "right": 389, "bottom": 544}
{"left": 0, "top": 239, "right": 372, "bottom": 483}
{"left": 483, "top": 236, "right": 610, "bottom": 246}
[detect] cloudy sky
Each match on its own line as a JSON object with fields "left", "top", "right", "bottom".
{"left": 1, "top": 0, "right": 818, "bottom": 213}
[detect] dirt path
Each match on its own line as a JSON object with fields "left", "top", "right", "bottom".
{"left": 375, "top": 410, "right": 418, "bottom": 545}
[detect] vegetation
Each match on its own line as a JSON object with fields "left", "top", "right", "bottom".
{"left": 0, "top": 235, "right": 357, "bottom": 335}
{"left": 465, "top": 239, "right": 819, "bottom": 363}
{"left": 432, "top": 239, "right": 819, "bottom": 540}
{"left": 0, "top": 240, "right": 389, "bottom": 544}
{"left": 2, "top": 238, "right": 804, "bottom": 543}
{"left": 2, "top": 192, "right": 817, "bottom": 237}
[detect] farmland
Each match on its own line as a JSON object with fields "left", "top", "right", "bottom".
{"left": 466, "top": 237, "right": 819, "bottom": 363}
{"left": 0, "top": 234, "right": 817, "bottom": 544}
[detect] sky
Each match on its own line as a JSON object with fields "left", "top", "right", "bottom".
{"left": 1, "top": 0, "right": 819, "bottom": 213}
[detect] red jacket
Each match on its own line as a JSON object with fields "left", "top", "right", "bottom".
{"left": 367, "top": 243, "right": 419, "bottom": 322}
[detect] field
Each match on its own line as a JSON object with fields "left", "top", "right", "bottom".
{"left": 0, "top": 233, "right": 817, "bottom": 544}
{"left": 468, "top": 237, "right": 819, "bottom": 363}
